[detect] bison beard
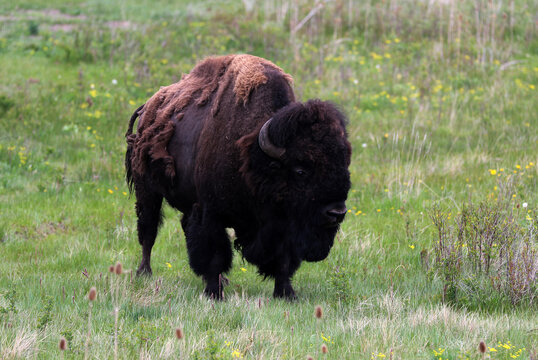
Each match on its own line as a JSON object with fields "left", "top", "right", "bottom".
{"left": 125, "top": 54, "right": 351, "bottom": 300}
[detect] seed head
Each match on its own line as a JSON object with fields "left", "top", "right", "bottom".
{"left": 314, "top": 305, "right": 323, "bottom": 319}
{"left": 306, "top": 356, "right": 314, "bottom": 360}
{"left": 114, "top": 262, "right": 123, "bottom": 275}
{"left": 175, "top": 327, "right": 184, "bottom": 340}
{"left": 88, "top": 287, "right": 97, "bottom": 301}
{"left": 59, "top": 337, "right": 67, "bottom": 351}
{"left": 108, "top": 265, "right": 115, "bottom": 273}
{"left": 479, "top": 341, "right": 486, "bottom": 353}
{"left": 321, "top": 344, "right": 328, "bottom": 354}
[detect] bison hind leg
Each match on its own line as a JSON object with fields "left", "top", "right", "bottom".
{"left": 134, "top": 184, "right": 164, "bottom": 276}
{"left": 183, "top": 205, "right": 233, "bottom": 300}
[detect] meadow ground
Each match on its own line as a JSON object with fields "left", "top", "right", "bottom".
{"left": 0, "top": 0, "right": 536, "bottom": 359}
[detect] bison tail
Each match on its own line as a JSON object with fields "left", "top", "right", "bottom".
{"left": 125, "top": 104, "right": 145, "bottom": 193}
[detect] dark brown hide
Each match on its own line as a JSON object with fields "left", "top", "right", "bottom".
{"left": 125, "top": 54, "right": 351, "bottom": 300}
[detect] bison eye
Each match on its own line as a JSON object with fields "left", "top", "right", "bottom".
{"left": 293, "top": 167, "right": 308, "bottom": 178}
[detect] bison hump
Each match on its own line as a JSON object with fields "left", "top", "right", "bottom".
{"left": 128, "top": 54, "right": 293, "bottom": 180}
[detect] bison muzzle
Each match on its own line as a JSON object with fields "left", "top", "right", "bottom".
{"left": 125, "top": 54, "right": 351, "bottom": 300}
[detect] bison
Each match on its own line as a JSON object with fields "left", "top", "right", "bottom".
{"left": 125, "top": 54, "right": 351, "bottom": 299}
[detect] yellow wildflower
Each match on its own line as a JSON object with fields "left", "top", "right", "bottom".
{"left": 231, "top": 349, "right": 243, "bottom": 358}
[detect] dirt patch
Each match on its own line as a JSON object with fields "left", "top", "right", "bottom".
{"left": 0, "top": 9, "right": 87, "bottom": 32}
{"left": 106, "top": 21, "right": 132, "bottom": 30}
{"left": 36, "top": 221, "right": 68, "bottom": 238}
{"left": 27, "top": 9, "right": 87, "bottom": 21}
{"left": 1, "top": 9, "right": 134, "bottom": 32}
{"left": 0, "top": 9, "right": 87, "bottom": 22}
{"left": 47, "top": 21, "right": 133, "bottom": 33}
{"left": 48, "top": 24, "right": 78, "bottom": 32}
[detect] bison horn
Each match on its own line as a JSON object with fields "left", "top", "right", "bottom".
{"left": 258, "top": 118, "right": 286, "bottom": 159}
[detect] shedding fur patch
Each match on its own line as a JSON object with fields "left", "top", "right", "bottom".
{"left": 230, "top": 54, "right": 293, "bottom": 104}
{"left": 127, "top": 54, "right": 293, "bottom": 180}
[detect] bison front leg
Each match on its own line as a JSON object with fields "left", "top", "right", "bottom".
{"left": 273, "top": 255, "right": 300, "bottom": 300}
{"left": 269, "top": 247, "right": 300, "bottom": 300}
{"left": 183, "top": 205, "right": 232, "bottom": 300}
{"left": 134, "top": 184, "right": 163, "bottom": 276}
{"left": 247, "top": 227, "right": 301, "bottom": 300}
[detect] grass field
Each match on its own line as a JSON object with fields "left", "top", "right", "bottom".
{"left": 0, "top": 0, "right": 536, "bottom": 359}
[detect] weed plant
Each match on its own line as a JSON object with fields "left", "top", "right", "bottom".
{"left": 429, "top": 177, "right": 537, "bottom": 310}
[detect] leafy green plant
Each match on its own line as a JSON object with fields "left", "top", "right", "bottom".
{"left": 329, "top": 265, "right": 351, "bottom": 305}
{"left": 37, "top": 295, "right": 53, "bottom": 331}
{"left": 191, "top": 330, "right": 231, "bottom": 360}
{"left": 134, "top": 316, "right": 159, "bottom": 350}
{"left": 28, "top": 21, "right": 39, "bottom": 36}
{"left": 0, "top": 288, "right": 18, "bottom": 321}
{"left": 0, "top": 95, "right": 14, "bottom": 115}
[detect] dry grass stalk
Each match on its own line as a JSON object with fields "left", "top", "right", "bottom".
{"left": 85, "top": 286, "right": 97, "bottom": 360}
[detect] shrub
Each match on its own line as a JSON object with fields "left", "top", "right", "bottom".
{"left": 428, "top": 179, "right": 536, "bottom": 309}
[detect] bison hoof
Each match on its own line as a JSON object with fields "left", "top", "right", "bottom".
{"left": 136, "top": 266, "right": 152, "bottom": 277}
{"left": 204, "top": 287, "right": 224, "bottom": 301}
{"left": 273, "top": 286, "right": 297, "bottom": 301}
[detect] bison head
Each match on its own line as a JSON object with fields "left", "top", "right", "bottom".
{"left": 238, "top": 100, "right": 352, "bottom": 262}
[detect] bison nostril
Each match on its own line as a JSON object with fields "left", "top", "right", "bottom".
{"left": 325, "top": 205, "right": 347, "bottom": 223}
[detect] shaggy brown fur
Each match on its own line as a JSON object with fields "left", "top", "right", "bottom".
{"left": 126, "top": 54, "right": 293, "bottom": 180}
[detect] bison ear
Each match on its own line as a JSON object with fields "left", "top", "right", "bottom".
{"left": 237, "top": 121, "right": 285, "bottom": 196}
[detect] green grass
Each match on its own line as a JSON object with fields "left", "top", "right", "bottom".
{"left": 0, "top": 0, "right": 537, "bottom": 359}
